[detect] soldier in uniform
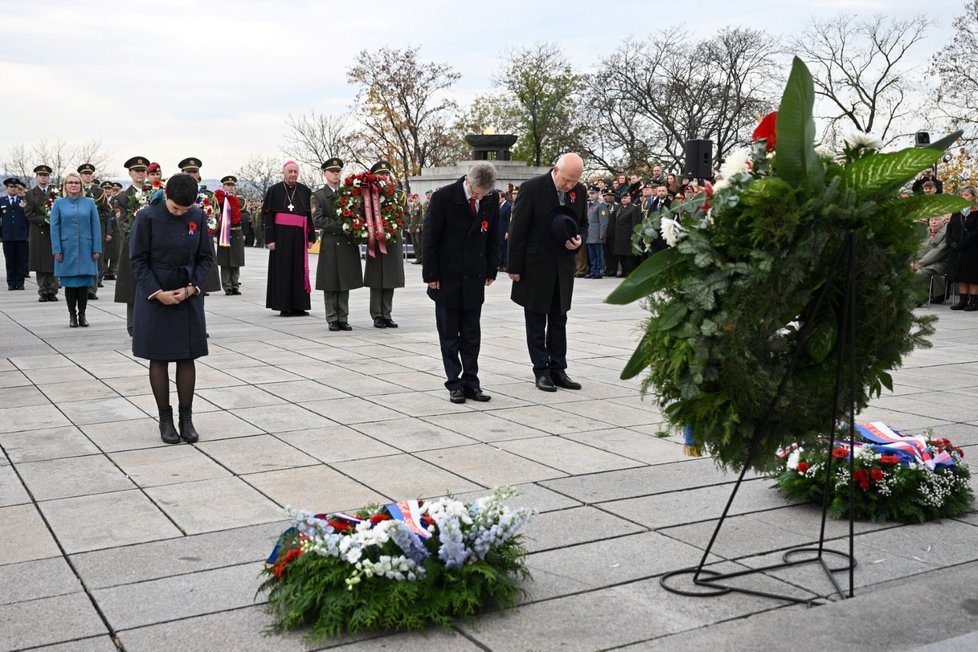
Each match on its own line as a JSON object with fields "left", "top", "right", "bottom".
{"left": 313, "top": 158, "right": 363, "bottom": 331}
{"left": 25, "top": 165, "right": 60, "bottom": 302}
{"left": 407, "top": 192, "right": 423, "bottom": 264}
{"left": 1, "top": 178, "right": 30, "bottom": 290}
{"left": 363, "top": 160, "right": 405, "bottom": 328}
{"left": 78, "top": 163, "right": 112, "bottom": 300}
{"left": 114, "top": 156, "right": 151, "bottom": 335}
{"left": 602, "top": 188, "right": 620, "bottom": 277}
{"left": 179, "top": 157, "right": 222, "bottom": 295}
{"left": 214, "top": 175, "right": 246, "bottom": 295}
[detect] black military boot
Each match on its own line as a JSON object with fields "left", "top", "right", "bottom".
{"left": 159, "top": 406, "right": 181, "bottom": 444}
{"left": 178, "top": 405, "right": 200, "bottom": 443}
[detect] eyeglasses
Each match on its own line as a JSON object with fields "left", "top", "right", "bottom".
{"left": 66, "top": 181, "right": 81, "bottom": 185}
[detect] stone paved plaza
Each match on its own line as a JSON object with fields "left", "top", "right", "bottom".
{"left": 1, "top": 248, "right": 977, "bottom": 651}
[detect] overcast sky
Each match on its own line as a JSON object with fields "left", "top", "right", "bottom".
{"left": 0, "top": 0, "right": 966, "bottom": 179}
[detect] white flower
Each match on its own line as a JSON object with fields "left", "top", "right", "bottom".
{"left": 712, "top": 178, "right": 732, "bottom": 193}
{"left": 844, "top": 131, "right": 883, "bottom": 150}
{"left": 660, "top": 217, "right": 685, "bottom": 247}
{"left": 719, "top": 148, "right": 751, "bottom": 179}
{"left": 814, "top": 143, "right": 835, "bottom": 159}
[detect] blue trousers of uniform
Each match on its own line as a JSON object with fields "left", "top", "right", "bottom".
{"left": 3, "top": 241, "right": 28, "bottom": 289}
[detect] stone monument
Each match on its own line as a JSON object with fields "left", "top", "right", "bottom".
{"left": 406, "top": 132, "right": 551, "bottom": 196}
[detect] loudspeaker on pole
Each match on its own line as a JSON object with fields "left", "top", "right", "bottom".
{"left": 684, "top": 139, "right": 713, "bottom": 180}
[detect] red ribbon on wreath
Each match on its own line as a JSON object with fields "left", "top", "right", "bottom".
{"left": 362, "top": 181, "right": 388, "bottom": 258}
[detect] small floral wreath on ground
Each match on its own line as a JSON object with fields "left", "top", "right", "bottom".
{"left": 333, "top": 172, "right": 405, "bottom": 249}
{"left": 259, "top": 488, "right": 534, "bottom": 640}
{"left": 608, "top": 58, "right": 972, "bottom": 472}
{"left": 773, "top": 423, "right": 973, "bottom": 523}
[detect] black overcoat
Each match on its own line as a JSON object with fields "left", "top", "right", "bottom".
{"left": 313, "top": 184, "right": 363, "bottom": 291}
{"left": 613, "top": 204, "right": 642, "bottom": 257}
{"left": 422, "top": 177, "right": 499, "bottom": 309}
{"left": 948, "top": 209, "right": 978, "bottom": 284}
{"left": 25, "top": 186, "right": 56, "bottom": 273}
{"left": 129, "top": 201, "right": 212, "bottom": 361}
{"left": 113, "top": 185, "right": 140, "bottom": 303}
{"left": 507, "top": 171, "right": 585, "bottom": 314}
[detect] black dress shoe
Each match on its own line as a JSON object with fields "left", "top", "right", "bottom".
{"left": 88, "top": 294, "right": 98, "bottom": 300}
{"left": 374, "top": 317, "right": 387, "bottom": 328}
{"left": 97, "top": 281, "right": 104, "bottom": 287}
{"left": 449, "top": 388, "right": 466, "bottom": 404}
{"left": 225, "top": 290, "right": 234, "bottom": 295}
{"left": 551, "top": 369, "right": 582, "bottom": 390}
{"left": 38, "top": 296, "right": 47, "bottom": 303}
{"left": 338, "top": 322, "right": 352, "bottom": 331}
{"left": 464, "top": 387, "right": 491, "bottom": 402}
{"left": 103, "top": 273, "right": 115, "bottom": 280}
{"left": 535, "top": 375, "right": 557, "bottom": 392}
{"left": 49, "top": 295, "right": 58, "bottom": 301}
{"left": 232, "top": 288, "right": 241, "bottom": 295}
{"left": 383, "top": 318, "right": 398, "bottom": 328}
{"left": 328, "top": 321, "right": 341, "bottom": 331}
{"left": 292, "top": 310, "right": 309, "bottom": 316}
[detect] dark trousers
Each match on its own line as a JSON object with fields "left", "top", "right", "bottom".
{"left": 587, "top": 243, "right": 604, "bottom": 277}
{"left": 604, "top": 242, "right": 618, "bottom": 276}
{"left": 435, "top": 302, "right": 482, "bottom": 391}
{"left": 3, "top": 240, "right": 28, "bottom": 289}
{"left": 620, "top": 255, "right": 638, "bottom": 275}
{"left": 524, "top": 284, "right": 568, "bottom": 376}
{"left": 36, "top": 272, "right": 59, "bottom": 297}
{"left": 498, "top": 233, "right": 508, "bottom": 269}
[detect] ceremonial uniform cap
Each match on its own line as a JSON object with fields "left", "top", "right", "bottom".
{"left": 33, "top": 165, "right": 52, "bottom": 175}
{"left": 77, "top": 163, "right": 96, "bottom": 174}
{"left": 100, "top": 181, "right": 114, "bottom": 190}
{"left": 602, "top": 188, "right": 616, "bottom": 196}
{"left": 588, "top": 185, "right": 600, "bottom": 192}
{"left": 321, "top": 158, "right": 343, "bottom": 172}
{"left": 112, "top": 182, "right": 123, "bottom": 190}
{"left": 178, "top": 157, "right": 202, "bottom": 171}
{"left": 146, "top": 162, "right": 161, "bottom": 175}
{"left": 221, "top": 175, "right": 237, "bottom": 185}
{"left": 123, "top": 156, "right": 149, "bottom": 171}
{"left": 4, "top": 177, "right": 19, "bottom": 187}
{"left": 14, "top": 180, "right": 27, "bottom": 189}
{"left": 370, "top": 160, "right": 392, "bottom": 175}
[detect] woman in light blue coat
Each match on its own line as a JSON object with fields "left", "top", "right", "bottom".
{"left": 50, "top": 171, "right": 101, "bottom": 327}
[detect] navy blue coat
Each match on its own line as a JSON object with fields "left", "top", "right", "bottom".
{"left": 0, "top": 194, "right": 29, "bottom": 241}
{"left": 129, "top": 200, "right": 213, "bottom": 361}
{"left": 422, "top": 177, "right": 499, "bottom": 310}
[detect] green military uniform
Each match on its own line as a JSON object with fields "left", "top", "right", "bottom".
{"left": 25, "top": 165, "right": 59, "bottom": 301}
{"left": 179, "top": 158, "right": 222, "bottom": 294}
{"left": 313, "top": 158, "right": 363, "bottom": 330}
{"left": 602, "top": 191, "right": 620, "bottom": 276}
{"left": 79, "top": 164, "right": 111, "bottom": 300}
{"left": 407, "top": 198, "right": 424, "bottom": 264}
{"left": 113, "top": 156, "right": 151, "bottom": 335}
{"left": 215, "top": 175, "right": 246, "bottom": 294}
{"left": 362, "top": 161, "right": 405, "bottom": 328}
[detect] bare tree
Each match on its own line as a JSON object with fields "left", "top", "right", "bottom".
{"left": 793, "top": 14, "right": 930, "bottom": 146}
{"left": 931, "top": 1, "right": 978, "bottom": 142}
{"left": 347, "top": 46, "right": 462, "bottom": 192}
{"left": 234, "top": 155, "right": 281, "bottom": 204}
{"left": 583, "top": 28, "right": 779, "bottom": 175}
{"left": 1, "top": 139, "right": 113, "bottom": 185}
{"left": 74, "top": 140, "right": 114, "bottom": 178}
{"left": 282, "top": 111, "right": 366, "bottom": 180}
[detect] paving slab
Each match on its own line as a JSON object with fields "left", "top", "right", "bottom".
{"left": 196, "top": 434, "right": 319, "bottom": 474}
{"left": 243, "top": 464, "right": 389, "bottom": 511}
{"left": 349, "top": 417, "right": 478, "bottom": 452}
{"left": 0, "top": 556, "right": 82, "bottom": 605}
{"left": 0, "top": 424, "right": 100, "bottom": 463}
{"left": 0, "top": 503, "right": 62, "bottom": 564}
{"left": 147, "top": 476, "right": 284, "bottom": 534}
{"left": 0, "top": 592, "right": 107, "bottom": 650}
{"left": 0, "top": 463, "right": 29, "bottom": 507}
{"left": 16, "top": 454, "right": 135, "bottom": 501}
{"left": 275, "top": 425, "right": 401, "bottom": 462}
{"left": 0, "top": 403, "right": 71, "bottom": 433}
{"left": 109, "top": 445, "right": 233, "bottom": 487}
{"left": 416, "top": 443, "right": 568, "bottom": 486}
{"left": 332, "top": 453, "right": 481, "bottom": 498}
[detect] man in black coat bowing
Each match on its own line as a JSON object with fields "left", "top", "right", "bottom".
{"left": 508, "top": 153, "right": 586, "bottom": 392}
{"left": 422, "top": 162, "right": 500, "bottom": 404}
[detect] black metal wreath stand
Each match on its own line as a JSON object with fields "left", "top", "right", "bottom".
{"left": 660, "top": 230, "right": 860, "bottom": 605}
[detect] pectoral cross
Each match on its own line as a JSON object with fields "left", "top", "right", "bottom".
{"left": 288, "top": 203, "right": 294, "bottom": 212}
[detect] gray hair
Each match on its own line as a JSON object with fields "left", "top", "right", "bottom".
{"left": 467, "top": 162, "right": 497, "bottom": 192}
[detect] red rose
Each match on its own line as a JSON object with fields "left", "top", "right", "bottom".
{"left": 339, "top": 198, "right": 347, "bottom": 206}
{"left": 327, "top": 519, "right": 352, "bottom": 532}
{"left": 871, "top": 468, "right": 883, "bottom": 481}
{"left": 352, "top": 187, "right": 362, "bottom": 196}
{"left": 369, "top": 514, "right": 392, "bottom": 525}
{"left": 569, "top": 192, "right": 576, "bottom": 202}
{"left": 853, "top": 469, "right": 868, "bottom": 481}
{"left": 880, "top": 455, "right": 899, "bottom": 465}
{"left": 796, "top": 461, "right": 809, "bottom": 474}
{"left": 421, "top": 515, "right": 434, "bottom": 526}
{"left": 202, "top": 198, "right": 211, "bottom": 206}
{"left": 342, "top": 209, "right": 351, "bottom": 217}
{"left": 831, "top": 448, "right": 849, "bottom": 459}
{"left": 753, "top": 111, "right": 778, "bottom": 152}
{"left": 152, "top": 179, "right": 162, "bottom": 189}
{"left": 958, "top": 448, "right": 965, "bottom": 457}
{"left": 385, "top": 204, "right": 393, "bottom": 212}
{"left": 386, "top": 185, "right": 394, "bottom": 195}
{"left": 396, "top": 219, "right": 402, "bottom": 226}
{"left": 859, "top": 480, "right": 870, "bottom": 490}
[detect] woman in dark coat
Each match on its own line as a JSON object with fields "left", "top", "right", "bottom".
{"left": 129, "top": 174, "right": 213, "bottom": 444}
{"left": 947, "top": 185, "right": 978, "bottom": 311}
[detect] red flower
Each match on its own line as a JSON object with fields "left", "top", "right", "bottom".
{"left": 327, "top": 519, "right": 353, "bottom": 532}
{"left": 272, "top": 547, "right": 303, "bottom": 580}
{"left": 871, "top": 468, "right": 884, "bottom": 482}
{"left": 957, "top": 448, "right": 965, "bottom": 458}
{"left": 202, "top": 198, "right": 211, "bottom": 206}
{"left": 49, "top": 191, "right": 57, "bottom": 199}
{"left": 352, "top": 187, "right": 362, "bottom": 196}
{"left": 831, "top": 448, "right": 849, "bottom": 459}
{"left": 339, "top": 198, "right": 347, "bottom": 206}
{"left": 880, "top": 455, "right": 900, "bottom": 465}
{"left": 481, "top": 220, "right": 489, "bottom": 232}
{"left": 395, "top": 219, "right": 403, "bottom": 226}
{"left": 342, "top": 209, "right": 351, "bottom": 217}
{"left": 422, "top": 515, "right": 434, "bottom": 526}
{"left": 753, "top": 111, "right": 778, "bottom": 152}
{"left": 569, "top": 191, "right": 576, "bottom": 203}
{"left": 188, "top": 222, "right": 197, "bottom": 234}
{"left": 853, "top": 469, "right": 868, "bottom": 482}
{"left": 386, "top": 185, "right": 394, "bottom": 195}
{"left": 152, "top": 179, "right": 162, "bottom": 189}
{"left": 796, "top": 461, "right": 809, "bottom": 474}
{"left": 703, "top": 180, "right": 714, "bottom": 211}
{"left": 369, "top": 514, "right": 392, "bottom": 525}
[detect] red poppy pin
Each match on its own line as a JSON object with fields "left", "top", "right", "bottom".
{"left": 188, "top": 221, "right": 197, "bottom": 235}
{"left": 569, "top": 192, "right": 576, "bottom": 203}
{"left": 480, "top": 220, "right": 489, "bottom": 233}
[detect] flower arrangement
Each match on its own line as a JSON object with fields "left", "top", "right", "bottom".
{"left": 40, "top": 186, "right": 60, "bottom": 224}
{"left": 773, "top": 423, "right": 973, "bottom": 523}
{"left": 259, "top": 488, "right": 534, "bottom": 640}
{"left": 120, "top": 182, "right": 155, "bottom": 235}
{"left": 332, "top": 171, "right": 406, "bottom": 254}
{"left": 213, "top": 189, "right": 242, "bottom": 225}
{"left": 194, "top": 189, "right": 215, "bottom": 236}
{"left": 608, "top": 57, "right": 972, "bottom": 472}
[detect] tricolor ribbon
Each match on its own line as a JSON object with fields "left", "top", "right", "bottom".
{"left": 362, "top": 185, "right": 388, "bottom": 258}
{"left": 385, "top": 500, "right": 432, "bottom": 539}
{"left": 218, "top": 194, "right": 231, "bottom": 248}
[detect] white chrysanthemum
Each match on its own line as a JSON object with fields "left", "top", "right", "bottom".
{"left": 660, "top": 217, "right": 685, "bottom": 247}
{"left": 712, "top": 177, "right": 733, "bottom": 193}
{"left": 786, "top": 449, "right": 802, "bottom": 471}
{"left": 844, "top": 131, "right": 883, "bottom": 150}
{"left": 814, "top": 144, "right": 835, "bottom": 159}
{"left": 719, "top": 148, "right": 751, "bottom": 179}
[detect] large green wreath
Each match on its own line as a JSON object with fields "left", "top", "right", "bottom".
{"left": 609, "top": 57, "right": 970, "bottom": 472}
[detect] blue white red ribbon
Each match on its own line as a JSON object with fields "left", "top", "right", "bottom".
{"left": 385, "top": 500, "right": 432, "bottom": 539}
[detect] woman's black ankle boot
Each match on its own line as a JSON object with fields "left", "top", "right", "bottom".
{"left": 951, "top": 294, "right": 970, "bottom": 310}
{"left": 178, "top": 405, "right": 199, "bottom": 443}
{"left": 159, "top": 406, "right": 181, "bottom": 444}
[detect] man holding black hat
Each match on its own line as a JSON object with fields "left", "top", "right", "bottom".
{"left": 313, "top": 158, "right": 362, "bottom": 331}
{"left": 25, "top": 165, "right": 60, "bottom": 301}
{"left": 78, "top": 163, "right": 112, "bottom": 300}
{"left": 364, "top": 160, "right": 405, "bottom": 328}
{"left": 508, "top": 153, "right": 586, "bottom": 391}
{"left": 113, "top": 156, "right": 150, "bottom": 334}
{"left": 214, "top": 175, "right": 246, "bottom": 295}
{"left": 1, "top": 178, "right": 30, "bottom": 290}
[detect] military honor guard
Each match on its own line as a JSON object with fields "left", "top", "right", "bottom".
{"left": 25, "top": 164, "right": 60, "bottom": 301}
{"left": 114, "top": 156, "right": 150, "bottom": 335}
{"left": 407, "top": 192, "right": 424, "bottom": 264}
{"left": 1, "top": 178, "right": 30, "bottom": 290}
{"left": 214, "top": 175, "right": 246, "bottom": 295}
{"left": 179, "top": 158, "right": 222, "bottom": 295}
{"left": 78, "top": 163, "right": 112, "bottom": 300}
{"left": 364, "top": 160, "right": 405, "bottom": 328}
{"left": 313, "top": 158, "right": 362, "bottom": 331}
{"left": 262, "top": 160, "right": 316, "bottom": 316}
